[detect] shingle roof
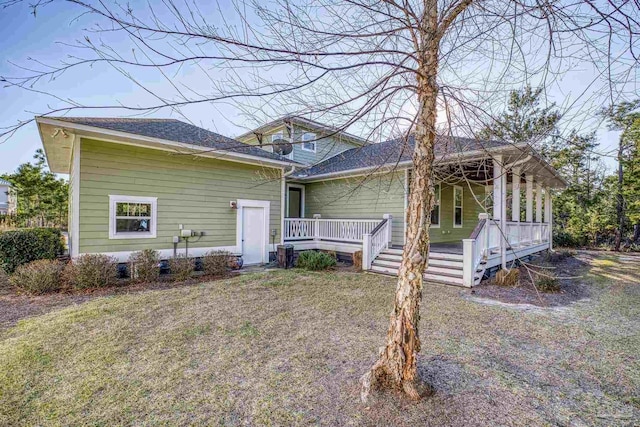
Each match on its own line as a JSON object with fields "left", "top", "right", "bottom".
{"left": 293, "top": 135, "right": 509, "bottom": 178}
{"left": 48, "top": 117, "right": 294, "bottom": 163}
{"left": 0, "top": 178, "right": 11, "bottom": 186}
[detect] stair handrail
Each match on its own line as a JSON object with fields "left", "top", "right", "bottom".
{"left": 462, "top": 213, "right": 490, "bottom": 287}
{"left": 362, "top": 218, "right": 388, "bottom": 270}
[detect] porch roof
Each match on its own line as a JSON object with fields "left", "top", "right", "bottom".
{"left": 291, "top": 135, "right": 566, "bottom": 188}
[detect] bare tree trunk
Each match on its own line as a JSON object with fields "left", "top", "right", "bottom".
{"left": 361, "top": 3, "right": 439, "bottom": 402}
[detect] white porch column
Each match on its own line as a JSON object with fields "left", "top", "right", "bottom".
{"left": 525, "top": 174, "right": 534, "bottom": 222}
{"left": 512, "top": 167, "right": 521, "bottom": 222}
{"left": 545, "top": 188, "right": 553, "bottom": 250}
{"left": 493, "top": 155, "right": 507, "bottom": 269}
{"left": 536, "top": 183, "right": 543, "bottom": 223}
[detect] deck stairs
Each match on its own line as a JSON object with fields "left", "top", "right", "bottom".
{"left": 369, "top": 247, "right": 486, "bottom": 287}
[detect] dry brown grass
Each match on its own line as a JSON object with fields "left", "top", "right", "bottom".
{"left": 0, "top": 252, "right": 638, "bottom": 426}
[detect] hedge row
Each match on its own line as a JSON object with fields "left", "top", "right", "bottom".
{"left": 0, "top": 228, "right": 64, "bottom": 273}
{"left": 7, "top": 250, "right": 234, "bottom": 294}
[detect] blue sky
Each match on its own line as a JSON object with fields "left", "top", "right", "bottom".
{"left": 0, "top": 1, "right": 629, "bottom": 176}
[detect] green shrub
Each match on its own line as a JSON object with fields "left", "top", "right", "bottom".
{"left": 10, "top": 259, "right": 65, "bottom": 294}
{"left": 535, "top": 273, "right": 561, "bottom": 293}
{"left": 65, "top": 254, "right": 118, "bottom": 290}
{"left": 296, "top": 251, "right": 336, "bottom": 271}
{"left": 553, "top": 230, "right": 585, "bottom": 248}
{"left": 202, "top": 250, "right": 231, "bottom": 276}
{"left": 169, "top": 255, "right": 194, "bottom": 282}
{"left": 129, "top": 249, "right": 160, "bottom": 282}
{"left": 0, "top": 228, "right": 64, "bottom": 273}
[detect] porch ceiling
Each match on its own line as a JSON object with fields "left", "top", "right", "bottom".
{"left": 436, "top": 149, "right": 567, "bottom": 189}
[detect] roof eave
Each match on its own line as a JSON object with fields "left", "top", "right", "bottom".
{"left": 36, "top": 117, "right": 297, "bottom": 171}
{"left": 294, "top": 142, "right": 567, "bottom": 189}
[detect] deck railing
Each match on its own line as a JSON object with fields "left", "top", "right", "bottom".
{"left": 362, "top": 217, "right": 392, "bottom": 270}
{"left": 463, "top": 215, "right": 551, "bottom": 287}
{"left": 283, "top": 217, "right": 382, "bottom": 243}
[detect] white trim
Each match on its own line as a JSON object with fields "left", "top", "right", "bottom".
{"left": 431, "top": 183, "right": 441, "bottom": 228}
{"left": 36, "top": 117, "right": 296, "bottom": 170}
{"left": 280, "top": 171, "right": 286, "bottom": 245}
{"left": 453, "top": 185, "right": 463, "bottom": 228}
{"left": 236, "top": 199, "right": 271, "bottom": 264}
{"left": 108, "top": 195, "right": 158, "bottom": 239}
{"left": 70, "top": 138, "right": 81, "bottom": 258}
{"left": 301, "top": 132, "right": 317, "bottom": 153}
{"left": 285, "top": 183, "right": 306, "bottom": 218}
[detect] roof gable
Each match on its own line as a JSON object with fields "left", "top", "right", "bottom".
{"left": 236, "top": 116, "right": 368, "bottom": 146}
{"left": 45, "top": 117, "right": 293, "bottom": 162}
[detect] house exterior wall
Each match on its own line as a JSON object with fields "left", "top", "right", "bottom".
{"left": 239, "top": 123, "right": 359, "bottom": 165}
{"left": 78, "top": 138, "right": 282, "bottom": 259}
{"left": 303, "top": 172, "right": 406, "bottom": 245}
{"left": 301, "top": 172, "right": 487, "bottom": 246}
{"left": 433, "top": 183, "right": 487, "bottom": 242}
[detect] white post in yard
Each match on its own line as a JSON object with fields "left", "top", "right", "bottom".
{"left": 362, "top": 234, "right": 372, "bottom": 270}
{"left": 493, "top": 155, "right": 507, "bottom": 269}
{"left": 512, "top": 167, "right": 521, "bottom": 247}
{"left": 462, "top": 238, "right": 475, "bottom": 287}
{"left": 313, "top": 214, "right": 321, "bottom": 241}
{"left": 383, "top": 214, "right": 393, "bottom": 248}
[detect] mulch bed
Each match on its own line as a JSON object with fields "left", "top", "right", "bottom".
{"left": 471, "top": 252, "right": 591, "bottom": 307}
{"left": 0, "top": 273, "right": 236, "bottom": 332}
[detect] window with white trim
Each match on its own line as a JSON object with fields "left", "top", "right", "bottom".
{"left": 109, "top": 195, "right": 157, "bottom": 239}
{"left": 301, "top": 132, "right": 316, "bottom": 152}
{"left": 430, "top": 183, "right": 441, "bottom": 227}
{"left": 267, "top": 132, "right": 282, "bottom": 153}
{"left": 453, "top": 186, "right": 463, "bottom": 228}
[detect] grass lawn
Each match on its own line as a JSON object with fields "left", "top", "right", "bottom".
{"left": 1, "top": 251, "right": 639, "bottom": 426}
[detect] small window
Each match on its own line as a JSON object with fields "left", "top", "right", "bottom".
{"left": 109, "top": 195, "right": 157, "bottom": 239}
{"left": 430, "top": 183, "right": 441, "bottom": 227}
{"left": 264, "top": 132, "right": 283, "bottom": 153}
{"left": 453, "top": 186, "right": 463, "bottom": 228}
{"left": 301, "top": 133, "right": 316, "bottom": 152}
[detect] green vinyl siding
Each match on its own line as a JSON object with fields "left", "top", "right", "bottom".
{"left": 302, "top": 172, "right": 487, "bottom": 246}
{"left": 239, "top": 124, "right": 359, "bottom": 166}
{"left": 304, "top": 172, "right": 406, "bottom": 245}
{"left": 78, "top": 138, "right": 282, "bottom": 255}
{"left": 431, "top": 183, "right": 486, "bottom": 243}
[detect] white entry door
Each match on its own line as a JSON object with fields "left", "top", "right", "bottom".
{"left": 241, "top": 206, "right": 266, "bottom": 264}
